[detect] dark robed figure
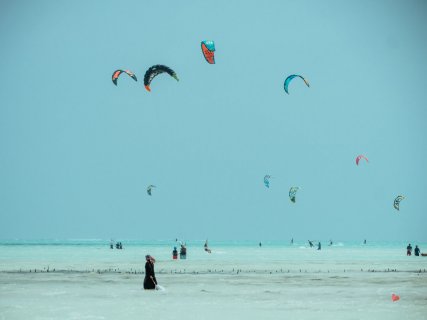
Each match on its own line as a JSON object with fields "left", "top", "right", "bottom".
{"left": 143, "top": 255, "right": 157, "bottom": 290}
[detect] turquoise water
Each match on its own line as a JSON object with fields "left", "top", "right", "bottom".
{"left": 1, "top": 240, "right": 426, "bottom": 272}
{"left": 1, "top": 240, "right": 427, "bottom": 320}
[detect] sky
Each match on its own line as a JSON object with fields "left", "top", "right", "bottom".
{"left": 0, "top": 0, "right": 426, "bottom": 241}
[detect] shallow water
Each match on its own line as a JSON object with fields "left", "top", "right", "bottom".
{"left": 1, "top": 240, "right": 426, "bottom": 320}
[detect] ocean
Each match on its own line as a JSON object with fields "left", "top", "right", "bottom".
{"left": 1, "top": 240, "right": 426, "bottom": 320}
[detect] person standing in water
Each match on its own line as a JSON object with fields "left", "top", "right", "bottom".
{"left": 414, "top": 245, "right": 420, "bottom": 256}
{"left": 317, "top": 242, "right": 321, "bottom": 250}
{"left": 180, "top": 244, "right": 187, "bottom": 259}
{"left": 406, "top": 244, "right": 412, "bottom": 256}
{"left": 308, "top": 240, "right": 314, "bottom": 248}
{"left": 172, "top": 247, "right": 178, "bottom": 260}
{"left": 291, "top": 238, "right": 293, "bottom": 245}
{"left": 143, "top": 255, "right": 157, "bottom": 290}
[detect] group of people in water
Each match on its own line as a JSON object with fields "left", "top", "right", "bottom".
{"left": 406, "top": 244, "right": 422, "bottom": 256}
{"left": 110, "top": 241, "right": 123, "bottom": 249}
{"left": 172, "top": 244, "right": 187, "bottom": 259}
{"left": 143, "top": 240, "right": 425, "bottom": 290}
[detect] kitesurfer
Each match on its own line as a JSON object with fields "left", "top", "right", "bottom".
{"left": 406, "top": 244, "right": 412, "bottom": 256}
{"left": 143, "top": 255, "right": 157, "bottom": 290}
{"left": 204, "top": 240, "right": 212, "bottom": 253}
{"left": 415, "top": 245, "right": 420, "bottom": 256}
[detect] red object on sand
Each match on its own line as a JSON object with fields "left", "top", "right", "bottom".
{"left": 392, "top": 294, "right": 400, "bottom": 302}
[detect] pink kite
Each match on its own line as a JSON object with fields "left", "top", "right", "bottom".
{"left": 356, "top": 155, "right": 369, "bottom": 166}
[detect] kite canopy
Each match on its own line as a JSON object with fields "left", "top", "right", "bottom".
{"left": 112, "top": 69, "right": 137, "bottom": 86}
{"left": 264, "top": 175, "right": 271, "bottom": 188}
{"left": 394, "top": 195, "right": 405, "bottom": 211}
{"left": 143, "top": 65, "right": 179, "bottom": 92}
{"left": 147, "top": 185, "right": 156, "bottom": 196}
{"left": 356, "top": 155, "right": 369, "bottom": 165}
{"left": 289, "top": 187, "right": 300, "bottom": 203}
{"left": 201, "top": 40, "right": 215, "bottom": 64}
{"left": 284, "top": 74, "right": 310, "bottom": 94}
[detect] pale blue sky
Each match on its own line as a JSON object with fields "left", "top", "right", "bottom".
{"left": 1, "top": 0, "right": 426, "bottom": 241}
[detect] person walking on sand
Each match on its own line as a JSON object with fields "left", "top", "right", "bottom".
{"left": 406, "top": 243, "right": 412, "bottom": 256}
{"left": 143, "top": 255, "right": 157, "bottom": 290}
{"left": 414, "top": 245, "right": 420, "bottom": 256}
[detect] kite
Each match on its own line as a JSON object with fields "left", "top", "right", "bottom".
{"left": 284, "top": 74, "right": 310, "bottom": 94}
{"left": 289, "top": 187, "right": 300, "bottom": 203}
{"left": 144, "top": 65, "right": 179, "bottom": 92}
{"left": 147, "top": 185, "right": 156, "bottom": 196}
{"left": 356, "top": 155, "right": 369, "bottom": 165}
{"left": 394, "top": 195, "right": 405, "bottom": 211}
{"left": 112, "top": 69, "right": 137, "bottom": 86}
{"left": 264, "top": 175, "right": 271, "bottom": 188}
{"left": 201, "top": 40, "right": 215, "bottom": 64}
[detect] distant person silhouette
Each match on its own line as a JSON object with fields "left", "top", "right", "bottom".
{"left": 414, "top": 245, "right": 420, "bottom": 256}
{"left": 406, "top": 244, "right": 412, "bottom": 256}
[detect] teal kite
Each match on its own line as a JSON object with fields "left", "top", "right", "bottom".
{"left": 264, "top": 175, "right": 271, "bottom": 188}
{"left": 284, "top": 75, "right": 309, "bottom": 94}
{"left": 147, "top": 185, "right": 156, "bottom": 196}
{"left": 289, "top": 187, "right": 300, "bottom": 203}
